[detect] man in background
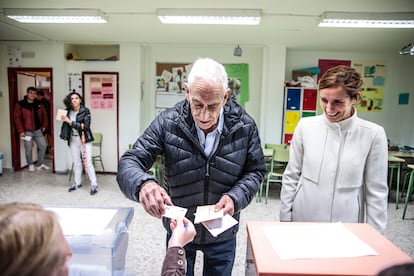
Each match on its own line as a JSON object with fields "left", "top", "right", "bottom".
{"left": 37, "top": 89, "right": 52, "bottom": 154}
{"left": 14, "top": 86, "right": 50, "bottom": 172}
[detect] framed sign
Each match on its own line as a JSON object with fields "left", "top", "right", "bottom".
{"left": 82, "top": 72, "right": 119, "bottom": 173}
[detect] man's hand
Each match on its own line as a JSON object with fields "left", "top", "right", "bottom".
{"left": 139, "top": 181, "right": 172, "bottom": 218}
{"left": 214, "top": 195, "right": 234, "bottom": 216}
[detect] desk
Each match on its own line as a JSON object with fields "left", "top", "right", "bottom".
{"left": 263, "top": 148, "right": 273, "bottom": 157}
{"left": 389, "top": 150, "right": 414, "bottom": 159}
{"left": 246, "top": 221, "right": 412, "bottom": 276}
{"left": 388, "top": 154, "right": 406, "bottom": 208}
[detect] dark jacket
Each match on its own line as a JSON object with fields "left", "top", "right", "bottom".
{"left": 117, "top": 99, "right": 266, "bottom": 244}
{"left": 60, "top": 105, "right": 94, "bottom": 145}
{"left": 14, "top": 97, "right": 48, "bottom": 134}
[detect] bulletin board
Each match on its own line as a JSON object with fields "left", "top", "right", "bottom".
{"left": 155, "top": 62, "right": 250, "bottom": 110}
{"left": 155, "top": 63, "right": 189, "bottom": 109}
{"left": 82, "top": 72, "right": 119, "bottom": 173}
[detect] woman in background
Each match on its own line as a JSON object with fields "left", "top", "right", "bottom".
{"left": 279, "top": 65, "right": 388, "bottom": 234}
{"left": 0, "top": 202, "right": 72, "bottom": 276}
{"left": 60, "top": 92, "right": 98, "bottom": 195}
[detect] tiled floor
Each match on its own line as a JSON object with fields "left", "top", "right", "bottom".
{"left": 0, "top": 166, "right": 413, "bottom": 276}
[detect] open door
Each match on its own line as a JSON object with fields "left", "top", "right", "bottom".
{"left": 8, "top": 67, "right": 54, "bottom": 171}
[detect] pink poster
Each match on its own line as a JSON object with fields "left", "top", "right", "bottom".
{"left": 89, "top": 76, "right": 115, "bottom": 110}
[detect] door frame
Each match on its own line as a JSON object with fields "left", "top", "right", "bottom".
{"left": 8, "top": 67, "right": 54, "bottom": 171}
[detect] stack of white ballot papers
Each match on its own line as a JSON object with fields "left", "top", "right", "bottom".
{"left": 194, "top": 205, "right": 238, "bottom": 237}
{"left": 163, "top": 204, "right": 238, "bottom": 237}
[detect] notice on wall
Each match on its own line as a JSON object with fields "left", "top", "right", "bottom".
{"left": 67, "top": 72, "right": 82, "bottom": 94}
{"left": 353, "top": 60, "right": 386, "bottom": 112}
{"left": 87, "top": 75, "right": 116, "bottom": 110}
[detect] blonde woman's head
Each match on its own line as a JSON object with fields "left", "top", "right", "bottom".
{"left": 0, "top": 202, "right": 72, "bottom": 276}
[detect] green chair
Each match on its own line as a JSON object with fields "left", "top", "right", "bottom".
{"left": 402, "top": 164, "right": 414, "bottom": 219}
{"left": 92, "top": 132, "right": 105, "bottom": 173}
{"left": 260, "top": 147, "right": 289, "bottom": 204}
{"left": 257, "top": 144, "right": 287, "bottom": 202}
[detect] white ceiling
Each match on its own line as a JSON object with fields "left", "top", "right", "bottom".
{"left": 0, "top": 0, "right": 413, "bottom": 54}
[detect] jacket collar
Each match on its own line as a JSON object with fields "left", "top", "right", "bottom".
{"left": 323, "top": 107, "right": 358, "bottom": 132}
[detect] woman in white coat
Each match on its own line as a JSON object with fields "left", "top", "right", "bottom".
{"left": 279, "top": 65, "right": 388, "bottom": 234}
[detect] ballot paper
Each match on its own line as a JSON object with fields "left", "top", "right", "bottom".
{"left": 194, "top": 205, "right": 238, "bottom": 237}
{"left": 20, "top": 136, "right": 32, "bottom": 142}
{"left": 202, "top": 214, "right": 238, "bottom": 237}
{"left": 163, "top": 204, "right": 188, "bottom": 219}
{"left": 56, "top": 108, "right": 67, "bottom": 121}
{"left": 194, "top": 205, "right": 223, "bottom": 224}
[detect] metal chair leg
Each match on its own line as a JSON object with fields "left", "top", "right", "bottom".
{"left": 402, "top": 170, "right": 414, "bottom": 219}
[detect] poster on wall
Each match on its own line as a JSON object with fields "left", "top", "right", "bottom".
{"left": 85, "top": 74, "right": 117, "bottom": 110}
{"left": 82, "top": 72, "right": 119, "bottom": 172}
{"left": 352, "top": 61, "right": 386, "bottom": 112}
{"left": 224, "top": 63, "right": 249, "bottom": 107}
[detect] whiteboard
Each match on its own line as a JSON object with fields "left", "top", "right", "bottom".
{"left": 156, "top": 92, "right": 185, "bottom": 108}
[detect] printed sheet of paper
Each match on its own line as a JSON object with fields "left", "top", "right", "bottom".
{"left": 202, "top": 214, "right": 238, "bottom": 237}
{"left": 46, "top": 207, "right": 117, "bottom": 236}
{"left": 262, "top": 222, "right": 378, "bottom": 260}
{"left": 194, "top": 205, "right": 224, "bottom": 224}
{"left": 56, "top": 108, "right": 67, "bottom": 121}
{"left": 163, "top": 205, "right": 188, "bottom": 219}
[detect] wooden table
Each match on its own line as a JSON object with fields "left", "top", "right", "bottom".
{"left": 245, "top": 221, "right": 413, "bottom": 276}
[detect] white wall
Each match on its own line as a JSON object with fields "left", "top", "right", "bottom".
{"left": 285, "top": 50, "right": 414, "bottom": 146}
{"left": 1, "top": 42, "right": 412, "bottom": 172}
{"left": 0, "top": 42, "right": 142, "bottom": 172}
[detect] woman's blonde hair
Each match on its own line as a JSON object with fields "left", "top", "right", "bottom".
{"left": 0, "top": 202, "right": 67, "bottom": 276}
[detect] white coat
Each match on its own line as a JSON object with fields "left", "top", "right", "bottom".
{"left": 279, "top": 111, "right": 388, "bottom": 234}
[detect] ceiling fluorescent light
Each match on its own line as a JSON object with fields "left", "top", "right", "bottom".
{"left": 5, "top": 8, "right": 108, "bottom": 23}
{"left": 158, "top": 9, "right": 261, "bottom": 25}
{"left": 318, "top": 12, "right": 414, "bottom": 28}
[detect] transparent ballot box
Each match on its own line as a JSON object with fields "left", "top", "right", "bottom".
{"left": 46, "top": 206, "right": 134, "bottom": 276}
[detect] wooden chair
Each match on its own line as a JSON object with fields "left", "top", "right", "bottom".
{"left": 260, "top": 147, "right": 289, "bottom": 204}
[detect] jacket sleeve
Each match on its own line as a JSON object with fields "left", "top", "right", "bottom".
{"left": 364, "top": 126, "right": 388, "bottom": 234}
{"left": 116, "top": 114, "right": 164, "bottom": 201}
{"left": 225, "top": 122, "right": 267, "bottom": 213}
{"left": 14, "top": 103, "right": 24, "bottom": 134}
{"left": 40, "top": 105, "right": 48, "bottom": 130}
{"left": 279, "top": 120, "right": 304, "bottom": 221}
{"left": 161, "top": 247, "right": 186, "bottom": 276}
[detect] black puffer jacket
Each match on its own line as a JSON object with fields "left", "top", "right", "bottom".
{"left": 117, "top": 99, "right": 266, "bottom": 244}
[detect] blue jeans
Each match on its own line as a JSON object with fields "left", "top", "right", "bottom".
{"left": 167, "top": 234, "right": 236, "bottom": 276}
